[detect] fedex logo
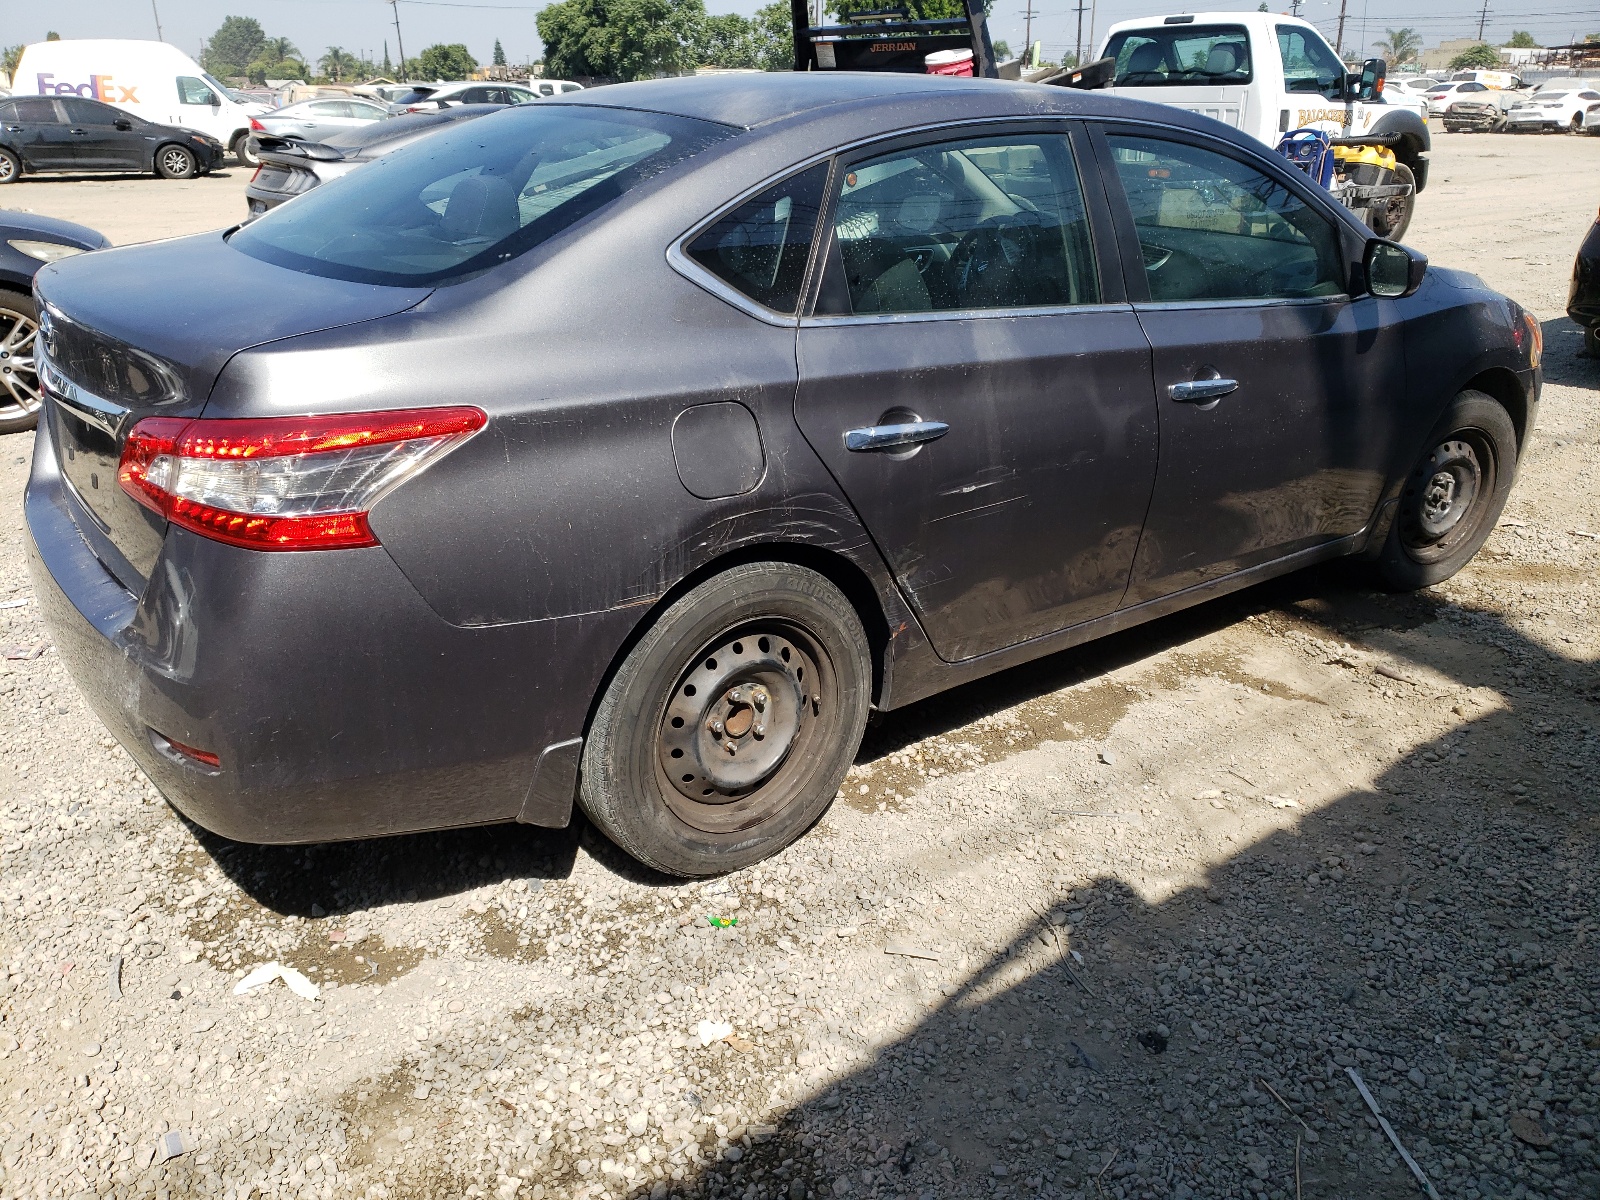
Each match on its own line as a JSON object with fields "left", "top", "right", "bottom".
{"left": 35, "top": 74, "right": 139, "bottom": 103}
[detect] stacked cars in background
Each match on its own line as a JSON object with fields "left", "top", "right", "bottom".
{"left": 1506, "top": 86, "right": 1600, "bottom": 132}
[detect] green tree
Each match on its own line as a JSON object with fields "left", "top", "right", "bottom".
{"left": 203, "top": 15, "right": 266, "bottom": 76}
{"left": 410, "top": 43, "right": 479, "bottom": 79}
{"left": 1448, "top": 42, "right": 1501, "bottom": 69}
{"left": 538, "top": 0, "right": 707, "bottom": 80}
{"left": 494, "top": 38, "right": 507, "bottom": 65}
{"left": 382, "top": 41, "right": 394, "bottom": 75}
{"left": 751, "top": 1, "right": 794, "bottom": 69}
{"left": 1503, "top": 30, "right": 1537, "bottom": 48}
{"left": 829, "top": 0, "right": 972, "bottom": 18}
{"left": 319, "top": 46, "right": 356, "bottom": 81}
{"left": 263, "top": 36, "right": 300, "bottom": 63}
{"left": 2, "top": 45, "right": 24, "bottom": 76}
{"left": 1374, "top": 27, "right": 1421, "bottom": 66}
{"left": 992, "top": 38, "right": 1011, "bottom": 60}
{"left": 45, "top": 31, "right": 60, "bottom": 41}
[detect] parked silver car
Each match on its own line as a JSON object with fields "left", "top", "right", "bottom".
{"left": 249, "top": 97, "right": 391, "bottom": 145}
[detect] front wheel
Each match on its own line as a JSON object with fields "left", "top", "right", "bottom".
{"left": 155, "top": 144, "right": 197, "bottom": 180}
{"left": 0, "top": 148, "right": 20, "bottom": 185}
{"left": 1365, "top": 162, "right": 1416, "bottom": 242}
{"left": 579, "top": 562, "right": 872, "bottom": 877}
{"left": 0, "top": 289, "right": 41, "bottom": 434}
{"left": 1375, "top": 390, "right": 1518, "bottom": 591}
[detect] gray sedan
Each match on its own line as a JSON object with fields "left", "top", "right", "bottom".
{"left": 25, "top": 75, "right": 1540, "bottom": 877}
{"left": 251, "top": 97, "right": 390, "bottom": 143}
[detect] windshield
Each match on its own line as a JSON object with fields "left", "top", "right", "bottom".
{"left": 1105, "top": 24, "right": 1252, "bottom": 88}
{"left": 1277, "top": 25, "right": 1346, "bottom": 97}
{"left": 229, "top": 105, "right": 733, "bottom": 286}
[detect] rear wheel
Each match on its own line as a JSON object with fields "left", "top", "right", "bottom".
{"left": 155, "top": 144, "right": 197, "bottom": 180}
{"left": 1376, "top": 390, "right": 1518, "bottom": 590}
{"left": 1572, "top": 113, "right": 1585, "bottom": 133}
{"left": 579, "top": 562, "right": 872, "bottom": 877}
{"left": 232, "top": 133, "right": 260, "bottom": 168}
{"left": 1366, "top": 162, "right": 1416, "bottom": 241}
{"left": 0, "top": 148, "right": 19, "bottom": 185}
{"left": 0, "top": 289, "right": 41, "bottom": 434}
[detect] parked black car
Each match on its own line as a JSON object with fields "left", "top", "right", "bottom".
{"left": 0, "top": 209, "right": 106, "bottom": 433}
{"left": 244, "top": 105, "right": 507, "bottom": 219}
{"left": 0, "top": 95, "right": 226, "bottom": 183}
{"left": 1567, "top": 208, "right": 1600, "bottom": 355}
{"left": 26, "top": 75, "right": 1540, "bottom": 876}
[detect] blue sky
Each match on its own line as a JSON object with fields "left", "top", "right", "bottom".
{"left": 8, "top": 0, "right": 1597, "bottom": 73}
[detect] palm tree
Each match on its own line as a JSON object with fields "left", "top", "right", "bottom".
{"left": 1375, "top": 27, "right": 1421, "bottom": 66}
{"left": 263, "top": 36, "right": 300, "bottom": 64}
{"left": 319, "top": 46, "right": 355, "bottom": 82}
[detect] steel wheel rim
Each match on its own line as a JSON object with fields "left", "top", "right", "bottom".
{"left": 161, "top": 148, "right": 192, "bottom": 176}
{"left": 654, "top": 619, "right": 835, "bottom": 835}
{"left": 0, "top": 304, "right": 40, "bottom": 419}
{"left": 1399, "top": 432, "right": 1494, "bottom": 564}
{"left": 0, "top": 155, "right": 15, "bottom": 183}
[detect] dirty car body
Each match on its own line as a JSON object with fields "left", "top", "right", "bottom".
{"left": 26, "top": 75, "right": 1539, "bottom": 865}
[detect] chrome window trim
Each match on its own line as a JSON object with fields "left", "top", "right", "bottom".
{"left": 1130, "top": 295, "right": 1348, "bottom": 313}
{"left": 799, "top": 300, "right": 1135, "bottom": 328}
{"left": 666, "top": 115, "right": 1080, "bottom": 324}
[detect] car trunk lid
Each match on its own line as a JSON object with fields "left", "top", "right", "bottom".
{"left": 35, "top": 232, "right": 431, "bottom": 589}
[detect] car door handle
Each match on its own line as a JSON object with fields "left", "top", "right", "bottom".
{"left": 69, "top": 128, "right": 90, "bottom": 135}
{"left": 1167, "top": 377, "right": 1238, "bottom": 404}
{"left": 844, "top": 420, "right": 950, "bottom": 452}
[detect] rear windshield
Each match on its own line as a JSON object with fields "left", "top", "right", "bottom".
{"left": 229, "top": 106, "right": 733, "bottom": 286}
{"left": 1105, "top": 24, "right": 1252, "bottom": 88}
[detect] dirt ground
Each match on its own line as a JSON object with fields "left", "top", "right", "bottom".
{"left": 0, "top": 130, "right": 1597, "bottom": 1200}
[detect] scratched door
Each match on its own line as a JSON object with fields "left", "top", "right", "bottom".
{"left": 794, "top": 128, "right": 1159, "bottom": 663}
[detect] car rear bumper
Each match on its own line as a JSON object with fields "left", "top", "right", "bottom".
{"left": 24, "top": 416, "right": 628, "bottom": 845}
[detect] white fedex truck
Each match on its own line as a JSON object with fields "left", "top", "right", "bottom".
{"left": 13, "top": 40, "right": 270, "bottom": 166}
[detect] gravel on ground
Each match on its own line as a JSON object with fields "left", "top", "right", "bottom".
{"left": 0, "top": 130, "right": 1597, "bottom": 1200}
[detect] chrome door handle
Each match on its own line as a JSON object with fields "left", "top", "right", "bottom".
{"left": 844, "top": 420, "right": 950, "bottom": 452}
{"left": 1167, "top": 377, "right": 1238, "bottom": 404}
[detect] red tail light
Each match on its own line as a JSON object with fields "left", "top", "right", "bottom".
{"left": 118, "top": 408, "right": 487, "bottom": 552}
{"left": 249, "top": 117, "right": 265, "bottom": 131}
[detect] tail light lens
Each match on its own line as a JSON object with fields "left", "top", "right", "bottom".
{"left": 249, "top": 117, "right": 265, "bottom": 131}
{"left": 118, "top": 407, "right": 486, "bottom": 551}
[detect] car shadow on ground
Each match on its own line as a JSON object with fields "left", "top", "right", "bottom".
{"left": 1540, "top": 316, "right": 1595, "bottom": 385}
{"left": 652, "top": 592, "right": 1597, "bottom": 1200}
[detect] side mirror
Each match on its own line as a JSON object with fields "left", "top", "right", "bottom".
{"left": 1365, "top": 239, "right": 1426, "bottom": 298}
{"left": 209, "top": 93, "right": 221, "bottom": 107}
{"left": 1357, "top": 57, "right": 1386, "bottom": 102}
{"left": 114, "top": 118, "right": 132, "bottom": 130}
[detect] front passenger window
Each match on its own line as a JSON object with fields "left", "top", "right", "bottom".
{"left": 825, "top": 134, "right": 1099, "bottom": 315}
{"left": 1107, "top": 134, "right": 1344, "bottom": 303}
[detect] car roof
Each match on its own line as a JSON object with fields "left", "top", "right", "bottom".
{"left": 541, "top": 71, "right": 1182, "bottom": 132}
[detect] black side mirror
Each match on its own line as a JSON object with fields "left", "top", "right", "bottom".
{"left": 114, "top": 118, "right": 132, "bottom": 130}
{"left": 1365, "top": 239, "right": 1426, "bottom": 298}
{"left": 1357, "top": 57, "right": 1386, "bottom": 102}
{"left": 209, "top": 93, "right": 221, "bottom": 107}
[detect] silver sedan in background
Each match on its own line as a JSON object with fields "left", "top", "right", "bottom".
{"left": 250, "top": 97, "right": 391, "bottom": 144}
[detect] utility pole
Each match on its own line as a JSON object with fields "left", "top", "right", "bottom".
{"left": 1021, "top": 0, "right": 1036, "bottom": 62}
{"left": 151, "top": 0, "right": 163, "bottom": 41}
{"left": 1289, "top": 0, "right": 1303, "bottom": 18}
{"left": 389, "top": 0, "right": 410, "bottom": 82}
{"left": 1476, "top": 0, "right": 1490, "bottom": 41}
{"left": 1074, "top": 0, "right": 1088, "bottom": 67}
{"left": 1334, "top": 0, "right": 1348, "bottom": 54}
{"left": 1087, "top": 0, "right": 1098, "bottom": 63}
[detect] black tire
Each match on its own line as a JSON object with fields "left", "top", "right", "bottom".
{"left": 1585, "top": 325, "right": 1600, "bottom": 358}
{"left": 579, "top": 562, "right": 872, "bottom": 877}
{"left": 0, "top": 289, "right": 40, "bottom": 435}
{"left": 1375, "top": 390, "right": 1518, "bottom": 591}
{"left": 1366, "top": 162, "right": 1416, "bottom": 242}
{"left": 232, "top": 133, "right": 260, "bottom": 168}
{"left": 0, "top": 148, "right": 19, "bottom": 185}
{"left": 154, "top": 143, "right": 197, "bottom": 180}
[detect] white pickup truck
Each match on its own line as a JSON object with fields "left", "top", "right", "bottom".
{"left": 1089, "top": 13, "right": 1431, "bottom": 239}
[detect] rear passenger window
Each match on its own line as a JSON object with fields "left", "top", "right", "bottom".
{"left": 11, "top": 98, "right": 61, "bottom": 123}
{"left": 824, "top": 134, "right": 1099, "bottom": 315}
{"left": 686, "top": 163, "right": 828, "bottom": 314}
